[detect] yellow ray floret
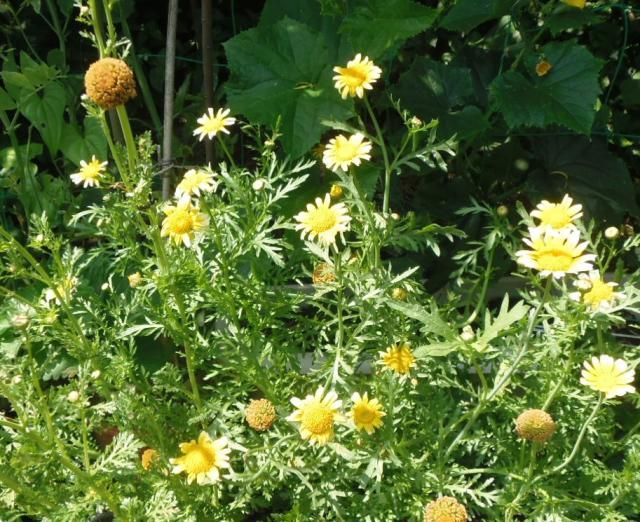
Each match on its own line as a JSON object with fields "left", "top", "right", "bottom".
{"left": 287, "top": 386, "right": 343, "bottom": 445}
{"left": 530, "top": 194, "right": 583, "bottom": 230}
{"left": 333, "top": 53, "right": 382, "bottom": 99}
{"left": 580, "top": 355, "right": 635, "bottom": 398}
{"left": 380, "top": 342, "right": 416, "bottom": 375}
{"left": 516, "top": 226, "right": 595, "bottom": 278}
{"left": 170, "top": 431, "right": 231, "bottom": 485}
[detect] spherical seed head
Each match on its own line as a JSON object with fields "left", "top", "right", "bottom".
{"left": 85, "top": 58, "right": 137, "bottom": 109}
{"left": 516, "top": 409, "right": 556, "bottom": 442}
{"left": 141, "top": 448, "right": 158, "bottom": 470}
{"left": 245, "top": 398, "right": 277, "bottom": 432}
{"left": 497, "top": 205, "right": 509, "bottom": 217}
{"left": 424, "top": 496, "right": 468, "bottom": 522}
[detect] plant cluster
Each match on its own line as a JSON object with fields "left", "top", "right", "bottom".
{"left": 0, "top": 1, "right": 639, "bottom": 521}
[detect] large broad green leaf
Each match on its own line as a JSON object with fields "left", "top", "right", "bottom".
{"left": 441, "top": 0, "right": 516, "bottom": 33}
{"left": 18, "top": 81, "right": 66, "bottom": 155}
{"left": 60, "top": 115, "right": 108, "bottom": 166}
{"left": 490, "top": 42, "right": 603, "bottom": 134}
{"left": 545, "top": 9, "right": 604, "bottom": 36}
{"left": 530, "top": 136, "right": 639, "bottom": 221}
{"left": 394, "top": 57, "right": 488, "bottom": 140}
{"left": 340, "top": 0, "right": 437, "bottom": 59}
{"left": 224, "top": 18, "right": 353, "bottom": 157}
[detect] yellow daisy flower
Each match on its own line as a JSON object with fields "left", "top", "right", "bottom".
{"left": 516, "top": 226, "right": 595, "bottom": 278}
{"left": 530, "top": 194, "right": 583, "bottom": 230}
{"left": 351, "top": 392, "right": 385, "bottom": 434}
{"left": 70, "top": 155, "right": 108, "bottom": 188}
{"left": 569, "top": 270, "right": 624, "bottom": 311}
{"left": 141, "top": 448, "right": 158, "bottom": 470}
{"left": 175, "top": 168, "right": 217, "bottom": 202}
{"left": 161, "top": 201, "right": 210, "bottom": 247}
{"left": 332, "top": 53, "right": 382, "bottom": 99}
{"left": 294, "top": 193, "right": 351, "bottom": 247}
{"left": 287, "top": 386, "right": 343, "bottom": 445}
{"left": 380, "top": 342, "right": 416, "bottom": 375}
{"left": 170, "top": 431, "right": 231, "bottom": 485}
{"left": 580, "top": 355, "right": 635, "bottom": 398}
{"left": 322, "top": 133, "right": 372, "bottom": 172}
{"left": 562, "top": 0, "right": 586, "bottom": 8}
{"left": 193, "top": 108, "right": 236, "bottom": 141}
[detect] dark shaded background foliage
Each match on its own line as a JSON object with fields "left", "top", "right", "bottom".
{"left": 1, "top": 0, "right": 639, "bottom": 280}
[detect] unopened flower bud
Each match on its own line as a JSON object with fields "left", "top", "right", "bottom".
{"left": 252, "top": 178, "right": 267, "bottom": 191}
{"left": 91, "top": 370, "right": 101, "bottom": 380}
{"left": 622, "top": 224, "right": 635, "bottom": 237}
{"left": 11, "top": 314, "right": 30, "bottom": 329}
{"left": 100, "top": 282, "right": 109, "bottom": 291}
{"left": 409, "top": 116, "right": 423, "bottom": 129}
{"left": 35, "top": 233, "right": 44, "bottom": 242}
{"left": 264, "top": 139, "right": 275, "bottom": 149}
{"left": 391, "top": 287, "right": 408, "bottom": 301}
{"left": 515, "top": 409, "right": 556, "bottom": 442}
{"left": 67, "top": 390, "right": 80, "bottom": 403}
{"left": 390, "top": 212, "right": 400, "bottom": 221}
{"left": 128, "top": 272, "right": 142, "bottom": 288}
{"left": 312, "top": 263, "right": 336, "bottom": 285}
{"left": 12, "top": 375, "right": 22, "bottom": 385}
{"left": 330, "top": 184, "right": 343, "bottom": 199}
{"left": 514, "top": 159, "right": 529, "bottom": 171}
{"left": 497, "top": 205, "right": 509, "bottom": 217}
{"left": 604, "top": 226, "right": 619, "bottom": 240}
{"left": 460, "top": 325, "right": 475, "bottom": 342}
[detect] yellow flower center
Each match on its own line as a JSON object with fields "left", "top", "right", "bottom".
{"left": 353, "top": 404, "right": 376, "bottom": 424}
{"left": 583, "top": 280, "right": 614, "bottom": 308}
{"left": 166, "top": 209, "right": 194, "bottom": 234}
{"left": 336, "top": 65, "right": 368, "bottom": 87}
{"left": 537, "top": 206, "right": 572, "bottom": 229}
{"left": 300, "top": 403, "right": 334, "bottom": 435}
{"left": 202, "top": 117, "right": 225, "bottom": 134}
{"left": 307, "top": 207, "right": 338, "bottom": 234}
{"left": 81, "top": 160, "right": 103, "bottom": 180}
{"left": 333, "top": 139, "right": 361, "bottom": 162}
{"left": 534, "top": 247, "right": 575, "bottom": 272}
{"left": 182, "top": 446, "right": 217, "bottom": 475}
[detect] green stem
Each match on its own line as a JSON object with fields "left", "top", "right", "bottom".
{"left": 507, "top": 443, "right": 539, "bottom": 520}
{"left": 363, "top": 96, "right": 391, "bottom": 215}
{"left": 101, "top": 0, "right": 118, "bottom": 44}
{"left": 442, "top": 278, "right": 552, "bottom": 462}
{"left": 45, "top": 0, "right": 66, "bottom": 67}
{"left": 79, "top": 400, "right": 92, "bottom": 471}
{"left": 98, "top": 112, "right": 127, "bottom": 183}
{"left": 88, "top": 0, "right": 106, "bottom": 56}
{"left": 330, "top": 255, "right": 344, "bottom": 386}
{"left": 217, "top": 138, "right": 237, "bottom": 169}
{"left": 115, "top": 105, "right": 138, "bottom": 182}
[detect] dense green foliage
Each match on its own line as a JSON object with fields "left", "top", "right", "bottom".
{"left": 1, "top": 1, "right": 639, "bottom": 521}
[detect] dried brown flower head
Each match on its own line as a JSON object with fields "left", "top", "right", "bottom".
{"left": 85, "top": 57, "right": 137, "bottom": 109}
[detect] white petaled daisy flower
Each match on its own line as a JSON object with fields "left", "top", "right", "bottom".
{"left": 351, "top": 392, "right": 385, "bottom": 434}
{"left": 332, "top": 53, "right": 382, "bottom": 99}
{"left": 294, "top": 193, "right": 351, "bottom": 247}
{"left": 287, "top": 386, "right": 344, "bottom": 445}
{"left": 70, "top": 156, "right": 108, "bottom": 188}
{"left": 193, "top": 108, "right": 236, "bottom": 141}
{"left": 569, "top": 270, "right": 624, "bottom": 311}
{"left": 170, "top": 431, "right": 231, "bottom": 485}
{"left": 530, "top": 194, "right": 583, "bottom": 231}
{"left": 161, "top": 200, "right": 210, "bottom": 247}
{"left": 580, "top": 355, "right": 635, "bottom": 398}
{"left": 322, "top": 133, "right": 372, "bottom": 172}
{"left": 175, "top": 168, "right": 217, "bottom": 202}
{"left": 516, "top": 226, "right": 596, "bottom": 278}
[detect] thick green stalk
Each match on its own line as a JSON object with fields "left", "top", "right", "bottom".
{"left": 363, "top": 96, "right": 391, "bottom": 215}
{"left": 115, "top": 105, "right": 139, "bottom": 178}
{"left": 88, "top": 0, "right": 106, "bottom": 56}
